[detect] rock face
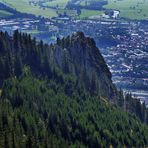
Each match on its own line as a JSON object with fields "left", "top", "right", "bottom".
{"left": 52, "top": 32, "right": 117, "bottom": 99}
{"left": 0, "top": 30, "right": 117, "bottom": 100}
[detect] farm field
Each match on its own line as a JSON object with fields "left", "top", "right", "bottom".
{"left": 105, "top": 0, "right": 148, "bottom": 20}
{"left": 79, "top": 9, "right": 103, "bottom": 19}
{"left": 57, "top": 9, "right": 77, "bottom": 17}
{"left": 0, "top": 0, "right": 147, "bottom": 20}
{"left": 42, "top": 0, "right": 69, "bottom": 8}
{"left": 0, "top": 0, "right": 58, "bottom": 18}
{"left": 69, "top": 0, "right": 148, "bottom": 20}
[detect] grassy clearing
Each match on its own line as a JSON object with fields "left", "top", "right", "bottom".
{"left": 0, "top": 10, "right": 12, "bottom": 17}
{"left": 0, "top": 0, "right": 58, "bottom": 18}
{"left": 105, "top": 0, "right": 148, "bottom": 20}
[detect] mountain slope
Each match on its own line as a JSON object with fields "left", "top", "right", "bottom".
{"left": 0, "top": 31, "right": 116, "bottom": 99}
{"left": 0, "top": 30, "right": 147, "bottom": 122}
{"left": 1, "top": 74, "right": 148, "bottom": 147}
{"left": 0, "top": 30, "right": 148, "bottom": 147}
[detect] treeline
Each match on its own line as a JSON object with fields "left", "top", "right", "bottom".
{"left": 0, "top": 30, "right": 148, "bottom": 147}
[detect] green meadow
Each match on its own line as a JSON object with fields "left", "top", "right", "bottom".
{"left": 42, "top": 0, "right": 69, "bottom": 8}
{"left": 105, "top": 0, "right": 148, "bottom": 20}
{"left": 0, "top": 0, "right": 58, "bottom": 18}
{"left": 74, "top": 0, "right": 148, "bottom": 20}
{"left": 80, "top": 9, "right": 103, "bottom": 19}
{"left": 0, "top": 0, "right": 147, "bottom": 20}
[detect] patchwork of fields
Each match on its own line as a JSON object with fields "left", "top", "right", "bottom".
{"left": 0, "top": 0, "right": 147, "bottom": 20}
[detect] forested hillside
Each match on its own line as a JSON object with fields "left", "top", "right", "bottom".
{"left": 0, "top": 30, "right": 148, "bottom": 147}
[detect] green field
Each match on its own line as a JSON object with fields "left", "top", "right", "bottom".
{"left": 0, "top": 0, "right": 71, "bottom": 18}
{"left": 0, "top": 0, "right": 147, "bottom": 20}
{"left": 0, "top": 0, "right": 58, "bottom": 18}
{"left": 43, "top": 0, "right": 69, "bottom": 8}
{"left": 0, "top": 0, "right": 81, "bottom": 19}
{"left": 105, "top": 0, "right": 148, "bottom": 20}
{"left": 80, "top": 9, "right": 103, "bottom": 19}
{"left": 0, "top": 10, "right": 12, "bottom": 17}
{"left": 57, "top": 9, "right": 77, "bottom": 17}
{"left": 71, "top": 0, "right": 148, "bottom": 20}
